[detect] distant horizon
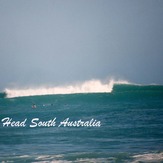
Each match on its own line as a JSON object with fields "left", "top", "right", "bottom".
{"left": 1, "top": 77, "right": 163, "bottom": 92}
{"left": 0, "top": 0, "right": 163, "bottom": 90}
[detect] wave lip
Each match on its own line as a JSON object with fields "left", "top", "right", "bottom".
{"left": 4, "top": 79, "right": 129, "bottom": 98}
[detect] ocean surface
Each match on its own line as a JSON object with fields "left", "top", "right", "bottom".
{"left": 0, "top": 83, "right": 163, "bottom": 163}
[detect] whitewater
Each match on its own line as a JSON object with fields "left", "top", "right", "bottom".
{"left": 4, "top": 79, "right": 130, "bottom": 98}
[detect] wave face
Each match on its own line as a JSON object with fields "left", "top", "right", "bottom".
{"left": 4, "top": 79, "right": 130, "bottom": 98}
{"left": 0, "top": 92, "right": 6, "bottom": 98}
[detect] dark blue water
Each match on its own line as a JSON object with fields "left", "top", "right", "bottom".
{"left": 0, "top": 84, "right": 163, "bottom": 162}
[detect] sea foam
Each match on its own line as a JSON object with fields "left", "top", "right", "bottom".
{"left": 5, "top": 79, "right": 130, "bottom": 98}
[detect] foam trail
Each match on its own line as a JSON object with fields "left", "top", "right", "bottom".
{"left": 5, "top": 79, "right": 130, "bottom": 98}
{"left": 131, "top": 152, "right": 163, "bottom": 163}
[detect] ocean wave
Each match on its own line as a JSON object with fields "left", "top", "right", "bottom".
{"left": 4, "top": 79, "right": 130, "bottom": 98}
{"left": 131, "top": 152, "right": 163, "bottom": 163}
{"left": 1, "top": 152, "right": 162, "bottom": 163}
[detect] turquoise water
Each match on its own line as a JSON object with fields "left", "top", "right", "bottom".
{"left": 0, "top": 84, "right": 163, "bottom": 162}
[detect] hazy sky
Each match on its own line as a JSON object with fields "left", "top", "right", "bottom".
{"left": 0, "top": 0, "right": 163, "bottom": 90}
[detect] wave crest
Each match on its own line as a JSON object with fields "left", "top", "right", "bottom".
{"left": 5, "top": 79, "right": 130, "bottom": 98}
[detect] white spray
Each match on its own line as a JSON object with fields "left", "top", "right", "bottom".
{"left": 5, "top": 79, "right": 130, "bottom": 98}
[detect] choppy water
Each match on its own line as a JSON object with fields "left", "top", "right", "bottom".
{"left": 0, "top": 84, "right": 163, "bottom": 162}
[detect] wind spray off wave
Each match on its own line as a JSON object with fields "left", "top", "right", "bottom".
{"left": 4, "top": 79, "right": 130, "bottom": 98}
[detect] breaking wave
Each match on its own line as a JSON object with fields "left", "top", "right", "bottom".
{"left": 131, "top": 152, "right": 163, "bottom": 163}
{"left": 4, "top": 79, "right": 130, "bottom": 98}
{"left": 1, "top": 152, "right": 162, "bottom": 162}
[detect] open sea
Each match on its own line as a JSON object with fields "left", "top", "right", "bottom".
{"left": 0, "top": 83, "right": 163, "bottom": 163}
